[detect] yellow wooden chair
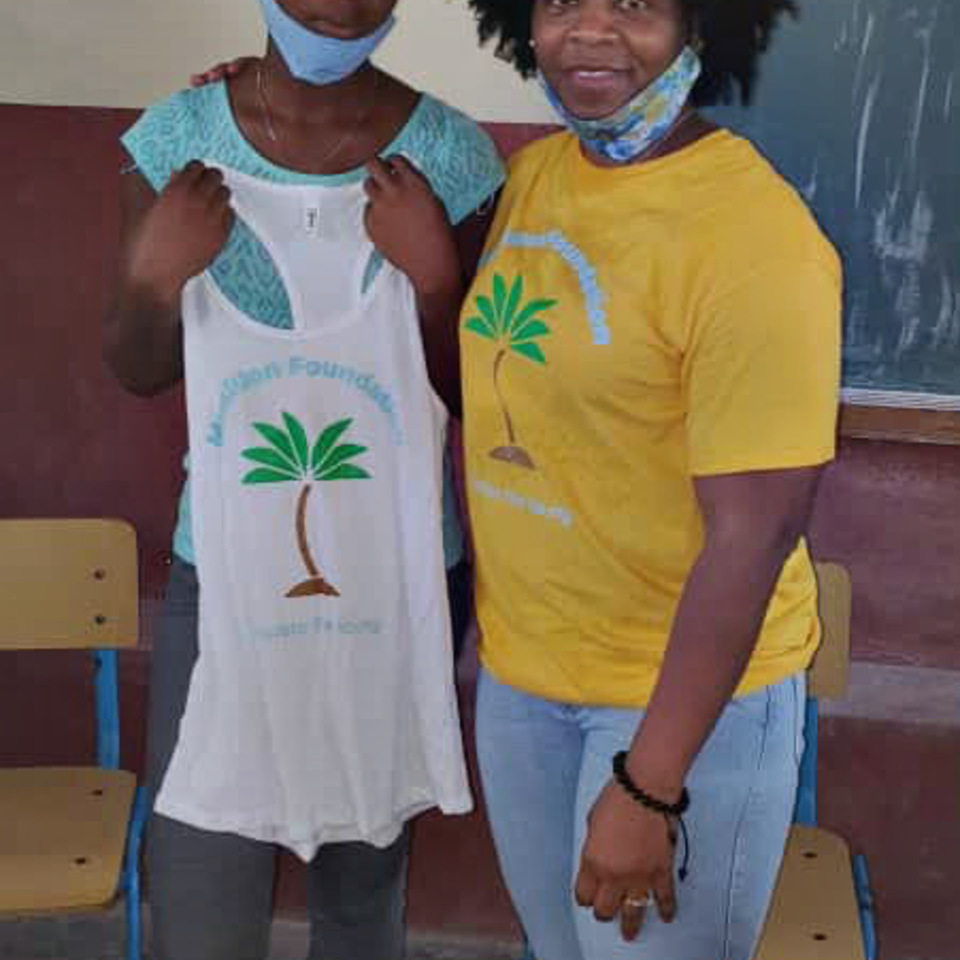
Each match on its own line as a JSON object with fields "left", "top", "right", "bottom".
{"left": 0, "top": 519, "right": 147, "bottom": 960}
{"left": 754, "top": 562, "right": 876, "bottom": 960}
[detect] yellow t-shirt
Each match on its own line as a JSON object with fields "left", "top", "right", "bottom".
{"left": 461, "top": 129, "right": 842, "bottom": 708}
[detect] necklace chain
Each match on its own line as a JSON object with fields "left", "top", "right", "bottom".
{"left": 255, "top": 61, "right": 381, "bottom": 169}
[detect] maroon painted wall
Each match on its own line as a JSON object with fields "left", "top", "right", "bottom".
{"left": 2, "top": 104, "right": 958, "bottom": 959}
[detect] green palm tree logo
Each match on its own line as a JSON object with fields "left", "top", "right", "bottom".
{"left": 242, "top": 413, "right": 371, "bottom": 598}
{"left": 464, "top": 273, "right": 556, "bottom": 470}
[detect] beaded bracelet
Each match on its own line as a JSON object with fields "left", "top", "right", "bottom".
{"left": 612, "top": 751, "right": 692, "bottom": 881}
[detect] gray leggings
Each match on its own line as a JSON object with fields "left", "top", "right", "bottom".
{"left": 148, "top": 559, "right": 462, "bottom": 960}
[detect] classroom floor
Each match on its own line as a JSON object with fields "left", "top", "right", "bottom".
{"left": 0, "top": 909, "right": 523, "bottom": 960}
{"left": 1, "top": 910, "right": 952, "bottom": 960}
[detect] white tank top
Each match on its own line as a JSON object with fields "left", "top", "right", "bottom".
{"left": 155, "top": 165, "right": 471, "bottom": 859}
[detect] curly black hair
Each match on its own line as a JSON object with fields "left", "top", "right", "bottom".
{"left": 467, "top": 0, "right": 798, "bottom": 106}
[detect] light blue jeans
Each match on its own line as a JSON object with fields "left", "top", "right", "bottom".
{"left": 476, "top": 669, "right": 806, "bottom": 960}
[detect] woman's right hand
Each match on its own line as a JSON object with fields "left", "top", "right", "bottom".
{"left": 190, "top": 57, "right": 257, "bottom": 88}
{"left": 125, "top": 161, "right": 234, "bottom": 302}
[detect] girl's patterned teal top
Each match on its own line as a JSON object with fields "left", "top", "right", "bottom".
{"left": 122, "top": 80, "right": 504, "bottom": 569}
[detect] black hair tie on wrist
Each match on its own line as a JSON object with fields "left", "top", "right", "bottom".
{"left": 612, "top": 751, "right": 692, "bottom": 881}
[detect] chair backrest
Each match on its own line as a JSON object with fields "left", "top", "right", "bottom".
{"left": 0, "top": 519, "right": 138, "bottom": 651}
{"left": 809, "top": 563, "right": 852, "bottom": 701}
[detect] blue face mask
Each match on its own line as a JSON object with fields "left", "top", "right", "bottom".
{"left": 259, "top": 0, "right": 396, "bottom": 86}
{"left": 539, "top": 46, "right": 702, "bottom": 164}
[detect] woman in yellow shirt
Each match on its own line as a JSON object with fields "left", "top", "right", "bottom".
{"left": 463, "top": 1, "right": 841, "bottom": 958}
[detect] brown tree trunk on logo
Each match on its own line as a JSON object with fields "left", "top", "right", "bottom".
{"left": 287, "top": 484, "right": 340, "bottom": 598}
{"left": 493, "top": 349, "right": 516, "bottom": 444}
{"left": 490, "top": 350, "right": 535, "bottom": 469}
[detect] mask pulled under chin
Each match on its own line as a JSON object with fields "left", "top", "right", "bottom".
{"left": 258, "top": 0, "right": 396, "bottom": 87}
{"left": 539, "top": 46, "right": 702, "bottom": 164}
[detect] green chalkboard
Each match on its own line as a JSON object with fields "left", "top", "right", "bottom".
{"left": 708, "top": 0, "right": 959, "bottom": 403}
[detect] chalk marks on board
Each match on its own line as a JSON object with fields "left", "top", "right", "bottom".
{"left": 711, "top": 0, "right": 959, "bottom": 396}
{"left": 843, "top": 0, "right": 957, "bottom": 388}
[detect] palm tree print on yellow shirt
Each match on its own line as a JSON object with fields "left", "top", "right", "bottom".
{"left": 242, "top": 414, "right": 371, "bottom": 598}
{"left": 464, "top": 273, "right": 556, "bottom": 469}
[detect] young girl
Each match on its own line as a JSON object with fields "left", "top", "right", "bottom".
{"left": 103, "top": 3, "right": 503, "bottom": 959}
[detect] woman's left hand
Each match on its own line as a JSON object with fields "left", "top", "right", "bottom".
{"left": 364, "top": 156, "right": 462, "bottom": 297}
{"left": 575, "top": 780, "right": 679, "bottom": 943}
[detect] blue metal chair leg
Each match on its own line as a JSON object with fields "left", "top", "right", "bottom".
{"left": 853, "top": 854, "right": 877, "bottom": 960}
{"left": 124, "top": 786, "right": 151, "bottom": 960}
{"left": 793, "top": 697, "right": 819, "bottom": 827}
